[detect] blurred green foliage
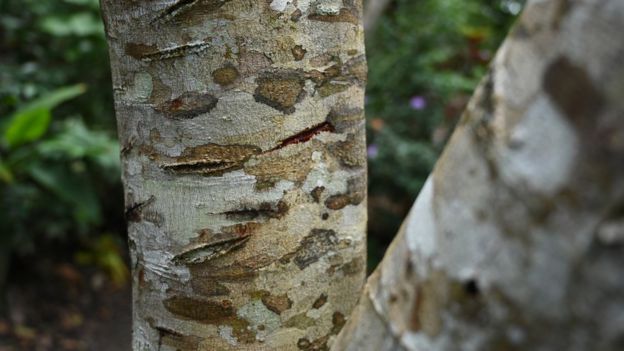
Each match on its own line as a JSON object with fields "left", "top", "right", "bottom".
{"left": 0, "top": 0, "right": 121, "bottom": 259}
{"left": 365, "top": 0, "right": 523, "bottom": 264}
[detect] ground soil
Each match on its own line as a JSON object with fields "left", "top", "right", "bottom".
{"left": 0, "top": 245, "right": 131, "bottom": 351}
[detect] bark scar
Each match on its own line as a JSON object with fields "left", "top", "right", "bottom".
{"left": 162, "top": 159, "right": 238, "bottom": 174}
{"left": 173, "top": 235, "right": 251, "bottom": 265}
{"left": 137, "top": 42, "right": 211, "bottom": 62}
{"left": 161, "top": 144, "right": 261, "bottom": 176}
{"left": 271, "top": 122, "right": 335, "bottom": 151}
{"left": 125, "top": 196, "right": 156, "bottom": 222}
{"left": 160, "top": 121, "right": 333, "bottom": 176}
{"left": 152, "top": 0, "right": 198, "bottom": 23}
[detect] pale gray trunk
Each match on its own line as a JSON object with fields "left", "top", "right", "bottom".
{"left": 100, "top": 1, "right": 367, "bottom": 350}
{"left": 334, "top": 0, "right": 624, "bottom": 350}
{"left": 363, "top": 0, "right": 391, "bottom": 34}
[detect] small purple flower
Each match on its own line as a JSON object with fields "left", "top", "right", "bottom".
{"left": 367, "top": 144, "right": 379, "bottom": 159}
{"left": 409, "top": 96, "right": 427, "bottom": 110}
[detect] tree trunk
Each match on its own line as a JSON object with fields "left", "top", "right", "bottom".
{"left": 100, "top": 1, "right": 367, "bottom": 350}
{"left": 334, "top": 0, "right": 624, "bottom": 350}
{"left": 363, "top": 0, "right": 391, "bottom": 34}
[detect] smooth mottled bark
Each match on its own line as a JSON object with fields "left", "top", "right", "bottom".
{"left": 334, "top": 0, "right": 624, "bottom": 350}
{"left": 100, "top": 1, "right": 367, "bottom": 349}
{"left": 363, "top": 0, "right": 391, "bottom": 34}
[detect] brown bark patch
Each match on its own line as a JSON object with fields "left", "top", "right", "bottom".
{"left": 163, "top": 296, "right": 235, "bottom": 323}
{"left": 306, "top": 64, "right": 341, "bottom": 86}
{"left": 309, "top": 53, "right": 334, "bottom": 68}
{"left": 328, "top": 130, "right": 367, "bottom": 168}
{"left": 297, "top": 335, "right": 330, "bottom": 351}
{"left": 325, "top": 176, "right": 366, "bottom": 210}
{"left": 331, "top": 311, "right": 346, "bottom": 334}
{"left": 212, "top": 65, "right": 239, "bottom": 86}
{"left": 293, "top": 229, "right": 338, "bottom": 269}
{"left": 298, "top": 338, "right": 312, "bottom": 349}
{"left": 290, "top": 9, "right": 303, "bottom": 21}
{"left": 308, "top": 57, "right": 365, "bottom": 97}
{"left": 245, "top": 147, "right": 315, "bottom": 189}
{"left": 311, "top": 186, "right": 325, "bottom": 203}
{"left": 543, "top": 56, "right": 604, "bottom": 127}
{"left": 285, "top": 313, "right": 316, "bottom": 329}
{"left": 190, "top": 222, "right": 259, "bottom": 247}
{"left": 409, "top": 274, "right": 445, "bottom": 337}
{"left": 162, "top": 296, "right": 258, "bottom": 343}
{"left": 156, "top": 327, "right": 201, "bottom": 350}
{"left": 156, "top": 91, "right": 218, "bottom": 119}
{"left": 230, "top": 318, "right": 256, "bottom": 344}
{"left": 318, "top": 82, "right": 350, "bottom": 97}
{"left": 408, "top": 270, "right": 485, "bottom": 337}
{"left": 326, "top": 256, "right": 364, "bottom": 276}
{"left": 125, "top": 43, "right": 158, "bottom": 60}
{"left": 345, "top": 55, "right": 367, "bottom": 84}
{"left": 341, "top": 257, "right": 364, "bottom": 276}
{"left": 327, "top": 106, "right": 364, "bottom": 133}
{"left": 223, "top": 201, "right": 289, "bottom": 221}
{"left": 148, "top": 75, "right": 173, "bottom": 105}
{"left": 189, "top": 253, "right": 275, "bottom": 284}
{"left": 292, "top": 45, "right": 307, "bottom": 61}
{"left": 190, "top": 263, "right": 258, "bottom": 283}
{"left": 312, "top": 293, "right": 328, "bottom": 309}
{"left": 254, "top": 71, "right": 305, "bottom": 114}
{"left": 261, "top": 293, "right": 293, "bottom": 315}
{"left": 192, "top": 280, "right": 230, "bottom": 296}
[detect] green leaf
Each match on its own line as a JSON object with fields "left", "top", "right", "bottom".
{"left": 4, "top": 108, "right": 51, "bottom": 148}
{"left": 36, "top": 118, "right": 120, "bottom": 171}
{"left": 0, "top": 160, "right": 13, "bottom": 184}
{"left": 39, "top": 13, "right": 104, "bottom": 37}
{"left": 3, "top": 84, "right": 86, "bottom": 147}
{"left": 27, "top": 162, "right": 101, "bottom": 225}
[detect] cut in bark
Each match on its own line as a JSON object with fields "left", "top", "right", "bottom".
{"left": 100, "top": 1, "right": 367, "bottom": 349}
{"left": 334, "top": 0, "right": 624, "bottom": 350}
